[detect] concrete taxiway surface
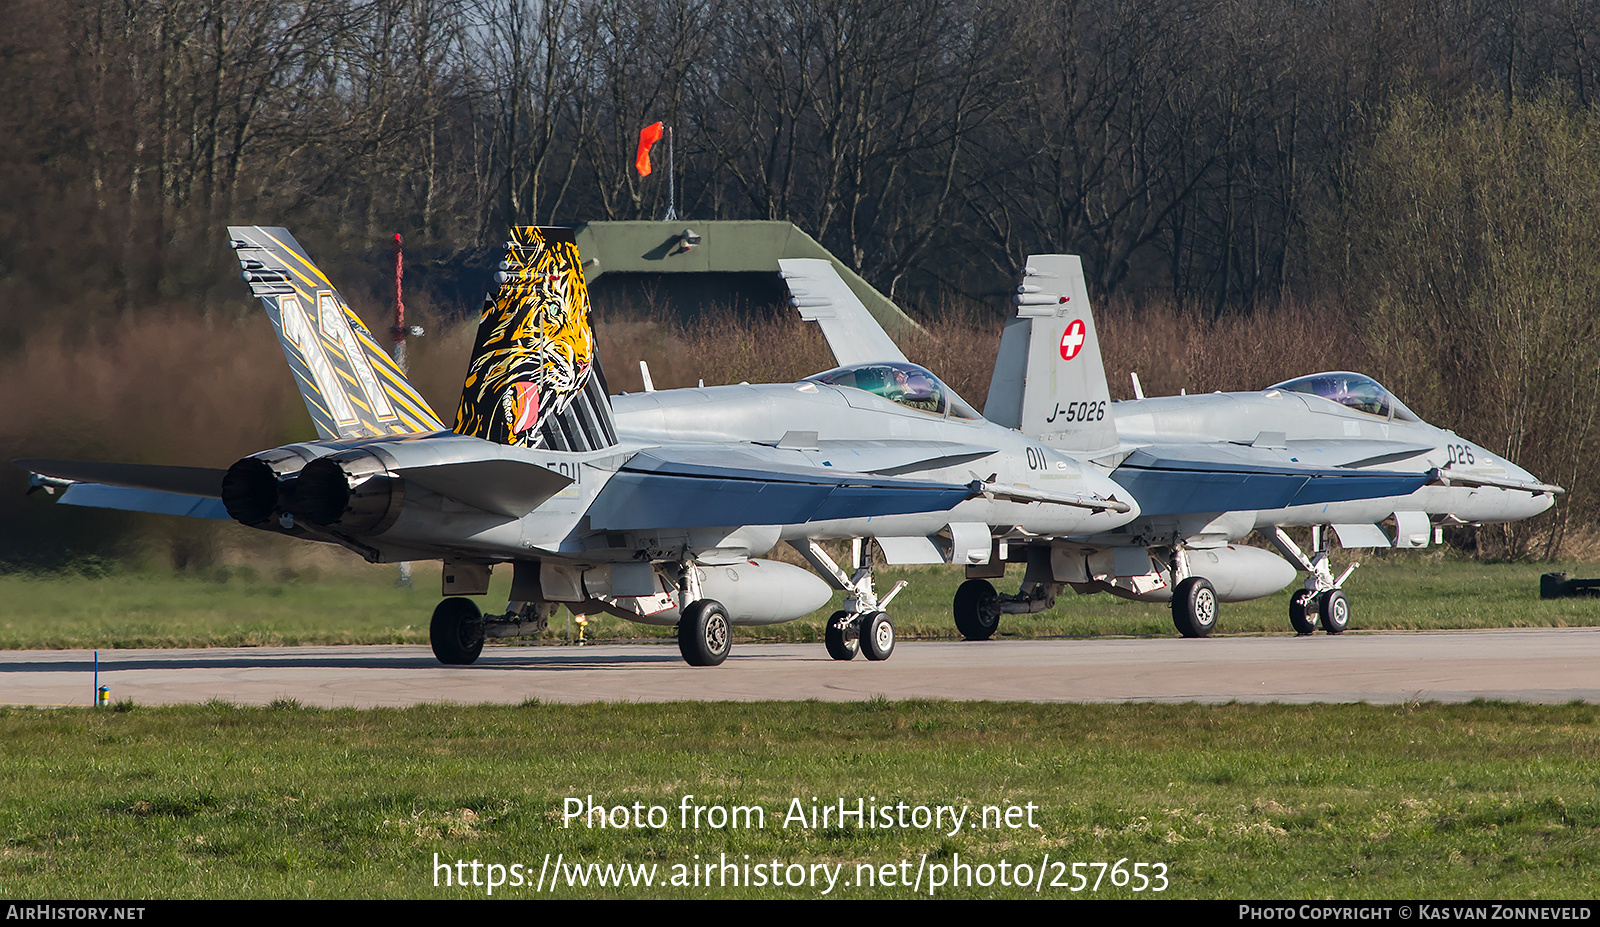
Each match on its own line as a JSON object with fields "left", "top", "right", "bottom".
{"left": 5, "top": 628, "right": 1599, "bottom": 708}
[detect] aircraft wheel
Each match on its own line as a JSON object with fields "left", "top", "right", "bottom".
{"left": 953, "top": 579, "right": 1002, "bottom": 641}
{"left": 430, "top": 597, "right": 485, "bottom": 665}
{"left": 824, "top": 610, "right": 859, "bottom": 661}
{"left": 859, "top": 611, "right": 895, "bottom": 661}
{"left": 678, "top": 599, "right": 732, "bottom": 666}
{"left": 1288, "top": 589, "right": 1318, "bottom": 635}
{"left": 1171, "top": 577, "right": 1218, "bottom": 638}
{"left": 1319, "top": 589, "right": 1351, "bottom": 634}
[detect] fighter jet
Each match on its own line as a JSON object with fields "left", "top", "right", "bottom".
{"left": 18, "top": 228, "right": 1138, "bottom": 666}
{"left": 780, "top": 255, "right": 1560, "bottom": 640}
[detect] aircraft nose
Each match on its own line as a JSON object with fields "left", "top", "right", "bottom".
{"left": 1506, "top": 459, "right": 1557, "bottom": 517}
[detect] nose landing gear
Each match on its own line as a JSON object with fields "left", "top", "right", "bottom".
{"left": 1273, "top": 528, "right": 1356, "bottom": 635}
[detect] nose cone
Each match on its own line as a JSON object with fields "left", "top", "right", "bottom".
{"left": 1489, "top": 456, "right": 1558, "bottom": 519}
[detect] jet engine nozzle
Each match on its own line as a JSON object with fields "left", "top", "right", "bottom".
{"left": 221, "top": 448, "right": 311, "bottom": 526}
{"left": 291, "top": 450, "right": 404, "bottom": 534}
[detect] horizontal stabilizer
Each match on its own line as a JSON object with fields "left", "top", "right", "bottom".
{"left": 779, "top": 259, "right": 908, "bottom": 366}
{"left": 16, "top": 459, "right": 230, "bottom": 520}
{"left": 588, "top": 449, "right": 972, "bottom": 530}
{"left": 1113, "top": 446, "right": 1432, "bottom": 516}
{"left": 56, "top": 484, "right": 230, "bottom": 520}
{"left": 393, "top": 458, "right": 573, "bottom": 518}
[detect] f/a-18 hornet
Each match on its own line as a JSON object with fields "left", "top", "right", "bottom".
{"left": 780, "top": 256, "right": 1560, "bottom": 641}
{"left": 19, "top": 227, "right": 1138, "bottom": 665}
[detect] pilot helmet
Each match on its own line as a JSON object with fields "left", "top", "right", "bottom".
{"left": 897, "top": 367, "right": 938, "bottom": 401}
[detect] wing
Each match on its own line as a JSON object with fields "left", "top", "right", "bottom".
{"left": 1111, "top": 445, "right": 1435, "bottom": 515}
{"left": 778, "top": 259, "right": 908, "bottom": 366}
{"left": 587, "top": 447, "right": 976, "bottom": 530}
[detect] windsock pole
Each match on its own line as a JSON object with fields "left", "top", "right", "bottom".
{"left": 664, "top": 125, "right": 678, "bottom": 221}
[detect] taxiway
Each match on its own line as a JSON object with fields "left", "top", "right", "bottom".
{"left": 4, "top": 627, "right": 1598, "bottom": 708}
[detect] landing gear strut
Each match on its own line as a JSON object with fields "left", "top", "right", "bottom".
{"left": 1272, "top": 527, "right": 1357, "bottom": 635}
{"left": 790, "top": 539, "right": 906, "bottom": 662}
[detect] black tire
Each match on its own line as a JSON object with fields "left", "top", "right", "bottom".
{"left": 1171, "top": 577, "right": 1218, "bottom": 638}
{"left": 953, "top": 579, "right": 1002, "bottom": 641}
{"left": 824, "top": 610, "right": 859, "bottom": 661}
{"left": 430, "top": 597, "right": 485, "bottom": 665}
{"left": 1319, "top": 589, "right": 1350, "bottom": 634}
{"left": 678, "top": 599, "right": 732, "bottom": 666}
{"left": 1289, "top": 589, "right": 1318, "bottom": 635}
{"left": 859, "top": 611, "right": 895, "bottom": 661}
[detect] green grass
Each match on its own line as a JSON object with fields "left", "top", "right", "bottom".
{"left": 2, "top": 557, "right": 1599, "bottom": 650}
{"left": 1, "top": 700, "right": 1595, "bottom": 898}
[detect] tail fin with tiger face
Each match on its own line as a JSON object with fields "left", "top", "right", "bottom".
{"left": 454, "top": 226, "right": 618, "bottom": 451}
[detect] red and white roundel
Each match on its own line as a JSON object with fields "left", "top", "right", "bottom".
{"left": 1059, "top": 319, "right": 1087, "bottom": 361}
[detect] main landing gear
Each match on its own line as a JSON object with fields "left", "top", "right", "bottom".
{"left": 953, "top": 579, "right": 1002, "bottom": 641}
{"left": 671, "top": 560, "right": 733, "bottom": 666}
{"left": 791, "top": 539, "right": 903, "bottom": 662}
{"left": 953, "top": 547, "right": 1060, "bottom": 641}
{"left": 1171, "top": 575, "right": 1219, "bottom": 638}
{"left": 678, "top": 598, "right": 732, "bottom": 666}
{"left": 430, "top": 595, "right": 556, "bottom": 665}
{"left": 1272, "top": 527, "right": 1355, "bottom": 635}
{"left": 431, "top": 597, "right": 485, "bottom": 665}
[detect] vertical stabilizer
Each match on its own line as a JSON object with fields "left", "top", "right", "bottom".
{"left": 227, "top": 226, "right": 447, "bottom": 440}
{"left": 778, "top": 258, "right": 908, "bottom": 366}
{"left": 455, "top": 227, "right": 618, "bottom": 451}
{"left": 983, "top": 254, "right": 1117, "bottom": 452}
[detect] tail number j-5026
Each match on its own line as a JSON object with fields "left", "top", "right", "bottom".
{"left": 1046, "top": 401, "right": 1106, "bottom": 424}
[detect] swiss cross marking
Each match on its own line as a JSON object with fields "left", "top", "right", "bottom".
{"left": 1059, "top": 319, "right": 1087, "bottom": 361}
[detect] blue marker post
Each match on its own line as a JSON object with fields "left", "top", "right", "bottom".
{"left": 94, "top": 650, "right": 108, "bottom": 707}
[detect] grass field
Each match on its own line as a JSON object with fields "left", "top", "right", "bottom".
{"left": 4, "top": 558, "right": 1597, "bottom": 899}
{"left": 1, "top": 700, "right": 1595, "bottom": 899}
{"left": 3, "top": 556, "right": 1599, "bottom": 650}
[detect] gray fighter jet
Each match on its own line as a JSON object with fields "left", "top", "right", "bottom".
{"left": 18, "top": 228, "right": 1138, "bottom": 666}
{"left": 781, "top": 255, "right": 1560, "bottom": 640}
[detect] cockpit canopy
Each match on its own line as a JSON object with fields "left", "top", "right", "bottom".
{"left": 805, "top": 363, "right": 983, "bottom": 419}
{"left": 1269, "top": 371, "right": 1420, "bottom": 422}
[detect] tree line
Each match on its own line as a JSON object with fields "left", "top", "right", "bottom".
{"left": 3, "top": 0, "right": 1600, "bottom": 556}
{"left": 6, "top": 0, "right": 1598, "bottom": 315}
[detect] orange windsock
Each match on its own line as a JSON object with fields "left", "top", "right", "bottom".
{"left": 636, "top": 122, "right": 664, "bottom": 176}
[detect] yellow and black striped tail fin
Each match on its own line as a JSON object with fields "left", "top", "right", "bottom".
{"left": 454, "top": 226, "right": 618, "bottom": 451}
{"left": 227, "top": 226, "right": 447, "bottom": 440}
